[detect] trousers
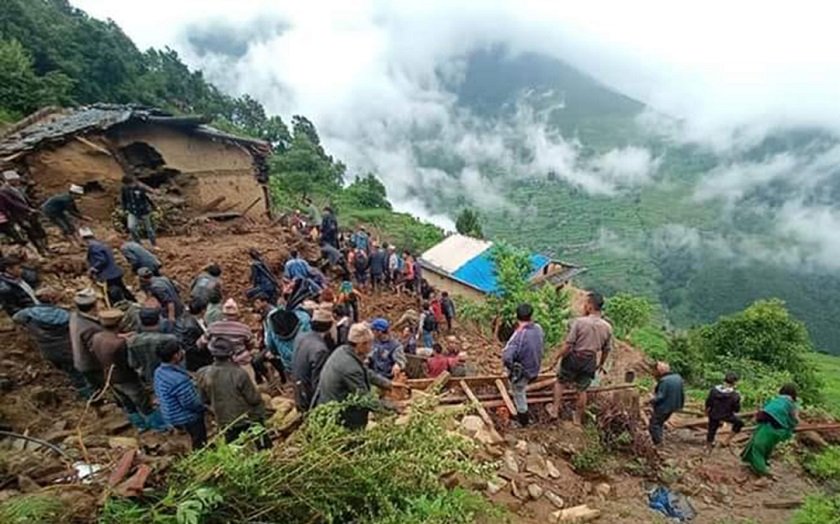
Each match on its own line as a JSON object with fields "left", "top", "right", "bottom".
{"left": 127, "top": 213, "right": 156, "bottom": 246}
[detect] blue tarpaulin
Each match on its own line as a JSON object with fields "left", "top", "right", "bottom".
{"left": 451, "top": 250, "right": 549, "bottom": 294}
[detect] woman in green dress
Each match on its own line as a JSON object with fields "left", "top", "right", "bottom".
{"left": 741, "top": 383, "right": 799, "bottom": 476}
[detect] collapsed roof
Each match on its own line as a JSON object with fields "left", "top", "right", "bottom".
{"left": 0, "top": 104, "right": 272, "bottom": 181}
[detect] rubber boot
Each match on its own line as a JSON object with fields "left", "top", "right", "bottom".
{"left": 127, "top": 412, "right": 148, "bottom": 432}
{"left": 517, "top": 411, "right": 530, "bottom": 427}
{"left": 143, "top": 410, "right": 171, "bottom": 432}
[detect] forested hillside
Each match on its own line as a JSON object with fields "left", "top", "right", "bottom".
{"left": 0, "top": 0, "right": 441, "bottom": 252}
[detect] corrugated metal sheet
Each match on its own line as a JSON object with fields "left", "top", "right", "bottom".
{"left": 420, "top": 234, "right": 492, "bottom": 274}
{"left": 452, "top": 251, "right": 549, "bottom": 294}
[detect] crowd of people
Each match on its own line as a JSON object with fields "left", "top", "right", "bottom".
{"left": 0, "top": 177, "right": 801, "bottom": 476}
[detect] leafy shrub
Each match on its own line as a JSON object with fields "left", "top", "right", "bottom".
{"left": 605, "top": 293, "right": 653, "bottom": 339}
{"left": 803, "top": 446, "right": 840, "bottom": 483}
{"left": 790, "top": 492, "right": 840, "bottom": 524}
{"left": 570, "top": 426, "right": 608, "bottom": 474}
{"left": 0, "top": 494, "right": 64, "bottom": 524}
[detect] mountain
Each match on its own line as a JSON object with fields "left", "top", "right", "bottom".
{"left": 419, "top": 47, "right": 840, "bottom": 353}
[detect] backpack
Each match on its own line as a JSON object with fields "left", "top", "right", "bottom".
{"left": 423, "top": 313, "right": 438, "bottom": 332}
{"left": 354, "top": 252, "right": 368, "bottom": 272}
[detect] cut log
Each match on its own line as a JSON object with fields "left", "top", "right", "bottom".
{"left": 526, "top": 378, "right": 556, "bottom": 392}
{"left": 239, "top": 196, "right": 264, "bottom": 216}
{"left": 425, "top": 371, "right": 451, "bottom": 394}
{"left": 408, "top": 372, "right": 555, "bottom": 391}
{"left": 459, "top": 380, "right": 503, "bottom": 443}
{"left": 674, "top": 411, "right": 757, "bottom": 429}
{"left": 495, "top": 379, "right": 517, "bottom": 416}
{"left": 551, "top": 504, "right": 601, "bottom": 523}
{"left": 201, "top": 196, "right": 226, "bottom": 213}
{"left": 763, "top": 499, "right": 803, "bottom": 509}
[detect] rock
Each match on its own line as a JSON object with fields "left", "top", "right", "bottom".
{"left": 108, "top": 436, "right": 140, "bottom": 449}
{"left": 546, "top": 491, "right": 565, "bottom": 509}
{"left": 594, "top": 483, "right": 611, "bottom": 499}
{"left": 510, "top": 480, "right": 528, "bottom": 500}
{"left": 525, "top": 453, "right": 549, "bottom": 479}
{"left": 459, "top": 415, "right": 486, "bottom": 437}
{"left": 502, "top": 449, "right": 520, "bottom": 474}
{"left": 486, "top": 476, "right": 508, "bottom": 495}
{"left": 515, "top": 440, "right": 528, "bottom": 453}
{"left": 551, "top": 505, "right": 601, "bottom": 523}
{"left": 546, "top": 459, "right": 562, "bottom": 479}
{"left": 527, "top": 441, "right": 545, "bottom": 455}
{"left": 475, "top": 427, "right": 498, "bottom": 445}
{"left": 527, "top": 483, "right": 544, "bottom": 500}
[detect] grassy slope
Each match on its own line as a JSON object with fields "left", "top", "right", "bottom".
{"left": 810, "top": 353, "right": 840, "bottom": 416}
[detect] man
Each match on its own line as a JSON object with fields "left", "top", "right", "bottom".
{"left": 120, "top": 240, "right": 161, "bottom": 275}
{"left": 175, "top": 298, "right": 211, "bottom": 372}
{"left": 368, "top": 243, "right": 388, "bottom": 292}
{"left": 82, "top": 228, "right": 135, "bottom": 302}
{"left": 127, "top": 307, "right": 178, "bottom": 384}
{"left": 204, "top": 287, "right": 224, "bottom": 326}
{"left": 412, "top": 255, "right": 424, "bottom": 296}
{"left": 320, "top": 241, "right": 350, "bottom": 280}
{"left": 13, "top": 287, "right": 87, "bottom": 396}
{"left": 351, "top": 226, "right": 369, "bottom": 253}
{"left": 0, "top": 171, "right": 48, "bottom": 255}
{"left": 190, "top": 264, "right": 223, "bottom": 303}
{"left": 69, "top": 289, "right": 104, "bottom": 396}
{"left": 41, "top": 185, "right": 88, "bottom": 241}
{"left": 138, "top": 267, "right": 183, "bottom": 323}
{"left": 401, "top": 251, "right": 415, "bottom": 294}
{"left": 705, "top": 372, "right": 744, "bottom": 449}
{"left": 91, "top": 309, "right": 166, "bottom": 431}
{"left": 649, "top": 361, "right": 685, "bottom": 446}
{"left": 387, "top": 246, "right": 400, "bottom": 288}
{"left": 154, "top": 339, "right": 207, "bottom": 449}
{"left": 200, "top": 298, "right": 255, "bottom": 383}
{"left": 120, "top": 175, "right": 156, "bottom": 246}
{"left": 502, "top": 303, "right": 544, "bottom": 427}
{"left": 251, "top": 293, "right": 286, "bottom": 384}
{"left": 291, "top": 307, "right": 333, "bottom": 412}
{"left": 441, "top": 291, "right": 456, "bottom": 332}
{"left": 352, "top": 247, "right": 369, "bottom": 288}
{"left": 426, "top": 343, "right": 459, "bottom": 378}
{"left": 108, "top": 286, "right": 140, "bottom": 333}
{"left": 284, "top": 250, "right": 312, "bottom": 280}
{"left": 247, "top": 248, "right": 279, "bottom": 304}
{"left": 0, "top": 254, "right": 38, "bottom": 316}
{"left": 197, "top": 338, "right": 270, "bottom": 449}
{"left": 313, "top": 323, "right": 393, "bottom": 430}
{"left": 419, "top": 302, "right": 437, "bottom": 349}
{"left": 320, "top": 206, "right": 339, "bottom": 249}
{"left": 368, "top": 318, "right": 406, "bottom": 380}
{"left": 550, "top": 292, "right": 613, "bottom": 424}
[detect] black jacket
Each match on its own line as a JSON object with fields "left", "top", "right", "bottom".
{"left": 705, "top": 385, "right": 741, "bottom": 420}
{"left": 291, "top": 331, "right": 330, "bottom": 412}
{"left": 0, "top": 273, "right": 37, "bottom": 316}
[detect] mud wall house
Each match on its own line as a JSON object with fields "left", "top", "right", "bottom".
{"left": 0, "top": 104, "right": 272, "bottom": 223}
{"left": 419, "top": 233, "right": 586, "bottom": 301}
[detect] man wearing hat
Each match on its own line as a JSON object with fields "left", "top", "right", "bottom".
{"left": 120, "top": 175, "right": 157, "bottom": 247}
{"left": 12, "top": 286, "right": 87, "bottom": 396}
{"left": 69, "top": 289, "right": 104, "bottom": 396}
{"left": 0, "top": 170, "right": 48, "bottom": 255}
{"left": 312, "top": 323, "right": 394, "bottom": 430}
{"left": 291, "top": 307, "right": 334, "bottom": 412}
{"left": 91, "top": 309, "right": 165, "bottom": 431}
{"left": 41, "top": 185, "right": 89, "bottom": 242}
{"left": 81, "top": 228, "right": 135, "bottom": 302}
{"left": 200, "top": 298, "right": 255, "bottom": 383}
{"left": 137, "top": 267, "right": 183, "bottom": 323}
{"left": 127, "top": 307, "right": 178, "bottom": 384}
{"left": 197, "top": 338, "right": 270, "bottom": 449}
{"left": 0, "top": 254, "right": 38, "bottom": 316}
{"left": 368, "top": 318, "right": 406, "bottom": 380}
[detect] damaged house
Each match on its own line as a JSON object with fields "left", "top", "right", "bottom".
{"left": 0, "top": 104, "right": 272, "bottom": 225}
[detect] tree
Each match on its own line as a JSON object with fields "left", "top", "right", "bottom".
{"left": 0, "top": 39, "right": 72, "bottom": 116}
{"left": 455, "top": 208, "right": 484, "bottom": 239}
{"left": 343, "top": 174, "right": 391, "bottom": 210}
{"left": 605, "top": 293, "right": 653, "bottom": 339}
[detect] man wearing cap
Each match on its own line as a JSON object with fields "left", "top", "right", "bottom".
{"left": 0, "top": 255, "right": 38, "bottom": 316}
{"left": 502, "top": 303, "right": 545, "bottom": 427}
{"left": 91, "top": 309, "right": 164, "bottom": 431}
{"left": 197, "top": 338, "right": 270, "bottom": 449}
{"left": 138, "top": 267, "right": 183, "bottom": 323}
{"left": 291, "top": 307, "right": 334, "bottom": 412}
{"left": 0, "top": 171, "right": 48, "bottom": 255}
{"left": 108, "top": 286, "right": 141, "bottom": 334}
{"left": 266, "top": 304, "right": 311, "bottom": 373}
{"left": 127, "top": 307, "right": 178, "bottom": 384}
{"left": 120, "top": 240, "right": 161, "bottom": 276}
{"left": 69, "top": 289, "right": 104, "bottom": 396}
{"left": 313, "top": 323, "right": 393, "bottom": 430}
{"left": 13, "top": 286, "right": 87, "bottom": 396}
{"left": 199, "top": 298, "right": 256, "bottom": 383}
{"left": 154, "top": 339, "right": 207, "bottom": 448}
{"left": 368, "top": 318, "right": 406, "bottom": 380}
{"left": 120, "top": 175, "right": 156, "bottom": 247}
{"left": 175, "top": 297, "right": 212, "bottom": 372}
{"left": 81, "top": 228, "right": 135, "bottom": 302}
{"left": 41, "top": 185, "right": 89, "bottom": 241}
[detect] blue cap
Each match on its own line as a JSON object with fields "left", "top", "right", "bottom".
{"left": 370, "top": 318, "right": 389, "bottom": 333}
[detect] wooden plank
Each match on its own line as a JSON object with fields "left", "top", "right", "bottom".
{"left": 239, "top": 196, "right": 264, "bottom": 216}
{"left": 495, "top": 379, "right": 516, "bottom": 416}
{"left": 674, "top": 411, "right": 758, "bottom": 429}
{"left": 425, "top": 371, "right": 450, "bottom": 394}
{"left": 75, "top": 136, "right": 112, "bottom": 156}
{"left": 459, "top": 380, "right": 503, "bottom": 443}
{"left": 407, "top": 372, "right": 554, "bottom": 390}
{"left": 201, "top": 196, "right": 226, "bottom": 212}
{"left": 526, "top": 378, "right": 556, "bottom": 392}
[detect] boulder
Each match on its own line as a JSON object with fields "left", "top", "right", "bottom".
{"left": 546, "top": 491, "right": 565, "bottom": 509}
{"left": 515, "top": 440, "right": 529, "bottom": 454}
{"left": 551, "top": 505, "right": 601, "bottom": 523}
{"left": 594, "top": 482, "right": 611, "bottom": 500}
{"left": 525, "top": 453, "right": 549, "bottom": 479}
{"left": 528, "top": 483, "right": 544, "bottom": 500}
{"left": 108, "top": 436, "right": 139, "bottom": 450}
{"left": 459, "top": 415, "right": 486, "bottom": 437}
{"left": 502, "top": 450, "right": 520, "bottom": 473}
{"left": 546, "top": 459, "right": 562, "bottom": 479}
{"left": 486, "top": 476, "right": 508, "bottom": 495}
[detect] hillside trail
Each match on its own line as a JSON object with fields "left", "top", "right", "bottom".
{"left": 0, "top": 218, "right": 821, "bottom": 523}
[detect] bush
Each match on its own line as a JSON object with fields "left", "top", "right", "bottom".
{"left": 803, "top": 446, "right": 840, "bottom": 484}
{"left": 790, "top": 492, "right": 840, "bottom": 524}
{"left": 605, "top": 293, "right": 653, "bottom": 339}
{"left": 0, "top": 494, "right": 65, "bottom": 524}
{"left": 101, "top": 397, "right": 497, "bottom": 524}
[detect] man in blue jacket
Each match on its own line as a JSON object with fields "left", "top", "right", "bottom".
{"left": 502, "top": 303, "right": 544, "bottom": 427}
{"left": 284, "top": 250, "right": 312, "bottom": 280}
{"left": 649, "top": 361, "right": 685, "bottom": 446}
{"left": 154, "top": 339, "right": 207, "bottom": 449}
{"left": 367, "top": 318, "right": 406, "bottom": 380}
{"left": 81, "top": 227, "right": 135, "bottom": 302}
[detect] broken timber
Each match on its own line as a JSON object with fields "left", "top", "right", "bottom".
{"left": 459, "top": 380, "right": 504, "bottom": 443}
{"left": 495, "top": 378, "right": 517, "bottom": 416}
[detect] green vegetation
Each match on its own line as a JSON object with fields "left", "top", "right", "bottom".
{"left": 810, "top": 353, "right": 840, "bottom": 417}
{"left": 791, "top": 493, "right": 840, "bottom": 524}
{"left": 0, "top": 493, "right": 65, "bottom": 524}
{"left": 455, "top": 208, "right": 484, "bottom": 239}
{"left": 802, "top": 446, "right": 840, "bottom": 484}
{"left": 605, "top": 293, "right": 653, "bottom": 339}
